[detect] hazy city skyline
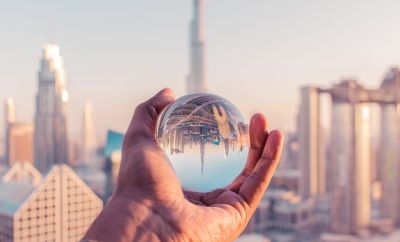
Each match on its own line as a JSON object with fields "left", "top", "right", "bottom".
{"left": 1, "top": 1, "right": 400, "bottom": 240}
{"left": 2, "top": 0, "right": 400, "bottom": 138}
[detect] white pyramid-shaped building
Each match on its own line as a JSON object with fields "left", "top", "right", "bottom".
{"left": 0, "top": 162, "right": 103, "bottom": 242}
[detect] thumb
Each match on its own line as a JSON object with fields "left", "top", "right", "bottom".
{"left": 123, "top": 88, "right": 175, "bottom": 149}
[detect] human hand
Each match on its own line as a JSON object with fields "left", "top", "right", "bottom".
{"left": 83, "top": 88, "right": 284, "bottom": 242}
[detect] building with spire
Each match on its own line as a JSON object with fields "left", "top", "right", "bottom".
{"left": 186, "top": 0, "right": 207, "bottom": 93}
{"left": 34, "top": 44, "right": 69, "bottom": 174}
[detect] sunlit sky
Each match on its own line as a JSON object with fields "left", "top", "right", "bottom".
{"left": 1, "top": 0, "right": 400, "bottom": 140}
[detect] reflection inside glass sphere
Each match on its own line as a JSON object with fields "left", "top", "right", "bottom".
{"left": 156, "top": 93, "right": 249, "bottom": 192}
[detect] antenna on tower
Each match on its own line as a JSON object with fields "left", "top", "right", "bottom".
{"left": 186, "top": 0, "right": 207, "bottom": 93}
{"left": 46, "top": 23, "right": 55, "bottom": 44}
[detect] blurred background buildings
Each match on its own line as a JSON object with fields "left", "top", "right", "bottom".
{"left": 244, "top": 71, "right": 400, "bottom": 241}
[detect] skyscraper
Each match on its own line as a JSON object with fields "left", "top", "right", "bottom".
{"left": 378, "top": 68, "right": 400, "bottom": 222}
{"left": 297, "top": 69, "right": 400, "bottom": 237}
{"left": 34, "top": 44, "right": 69, "bottom": 173}
{"left": 7, "top": 122, "right": 34, "bottom": 165}
{"left": 186, "top": 0, "right": 207, "bottom": 93}
{"left": 4, "top": 98, "right": 34, "bottom": 166}
{"left": 4, "top": 97, "right": 16, "bottom": 125}
{"left": 82, "top": 101, "right": 96, "bottom": 164}
{"left": 4, "top": 97, "right": 16, "bottom": 164}
{"left": 328, "top": 81, "right": 371, "bottom": 235}
{"left": 298, "top": 86, "right": 325, "bottom": 199}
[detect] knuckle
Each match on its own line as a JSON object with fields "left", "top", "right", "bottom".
{"left": 240, "top": 168, "right": 252, "bottom": 177}
{"left": 134, "top": 102, "right": 147, "bottom": 114}
{"left": 134, "top": 102, "right": 157, "bottom": 122}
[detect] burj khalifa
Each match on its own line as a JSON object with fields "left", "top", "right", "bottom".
{"left": 186, "top": 0, "right": 207, "bottom": 93}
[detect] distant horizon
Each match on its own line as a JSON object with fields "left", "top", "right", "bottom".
{"left": 1, "top": 0, "right": 400, "bottom": 141}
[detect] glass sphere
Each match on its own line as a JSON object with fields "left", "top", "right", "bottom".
{"left": 156, "top": 93, "right": 249, "bottom": 192}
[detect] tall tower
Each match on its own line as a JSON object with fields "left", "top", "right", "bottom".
{"left": 378, "top": 68, "right": 400, "bottom": 222}
{"left": 5, "top": 97, "right": 16, "bottom": 125}
{"left": 82, "top": 101, "right": 97, "bottom": 164}
{"left": 329, "top": 80, "right": 371, "bottom": 235}
{"left": 186, "top": 0, "right": 207, "bottom": 93}
{"left": 4, "top": 97, "right": 16, "bottom": 164}
{"left": 34, "top": 44, "right": 69, "bottom": 173}
{"left": 298, "top": 86, "right": 326, "bottom": 199}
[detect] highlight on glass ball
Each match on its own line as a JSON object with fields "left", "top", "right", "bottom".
{"left": 156, "top": 93, "right": 249, "bottom": 192}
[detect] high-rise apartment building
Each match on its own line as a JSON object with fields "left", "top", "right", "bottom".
{"left": 310, "top": 80, "right": 371, "bottom": 235}
{"left": 81, "top": 101, "right": 96, "bottom": 164}
{"left": 7, "top": 122, "right": 34, "bottom": 165}
{"left": 298, "top": 86, "right": 325, "bottom": 199}
{"left": 4, "top": 98, "right": 34, "bottom": 165}
{"left": 299, "top": 80, "right": 376, "bottom": 234}
{"left": 0, "top": 163, "right": 103, "bottom": 242}
{"left": 4, "top": 97, "right": 16, "bottom": 164}
{"left": 378, "top": 68, "right": 400, "bottom": 222}
{"left": 34, "top": 44, "right": 69, "bottom": 173}
{"left": 186, "top": 0, "right": 207, "bottom": 93}
{"left": 4, "top": 97, "right": 16, "bottom": 125}
{"left": 297, "top": 68, "right": 400, "bottom": 237}
{"left": 330, "top": 101, "right": 371, "bottom": 234}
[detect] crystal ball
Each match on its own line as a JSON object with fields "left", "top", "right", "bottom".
{"left": 156, "top": 93, "right": 249, "bottom": 192}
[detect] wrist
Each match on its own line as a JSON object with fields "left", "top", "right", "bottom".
{"left": 83, "top": 195, "right": 150, "bottom": 242}
{"left": 83, "top": 194, "right": 186, "bottom": 242}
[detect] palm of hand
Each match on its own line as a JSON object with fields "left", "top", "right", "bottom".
{"left": 118, "top": 143, "right": 249, "bottom": 242}
{"left": 85, "top": 89, "right": 283, "bottom": 242}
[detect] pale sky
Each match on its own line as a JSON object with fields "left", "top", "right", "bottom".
{"left": 1, "top": 0, "right": 400, "bottom": 140}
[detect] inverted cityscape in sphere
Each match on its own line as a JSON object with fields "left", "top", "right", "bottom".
{"left": 156, "top": 93, "right": 249, "bottom": 192}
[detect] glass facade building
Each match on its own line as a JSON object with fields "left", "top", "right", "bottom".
{"left": 34, "top": 44, "right": 69, "bottom": 173}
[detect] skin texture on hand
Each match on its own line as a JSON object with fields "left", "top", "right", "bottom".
{"left": 83, "top": 88, "right": 284, "bottom": 242}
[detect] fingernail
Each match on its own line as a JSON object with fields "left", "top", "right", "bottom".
{"left": 162, "top": 95, "right": 175, "bottom": 102}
